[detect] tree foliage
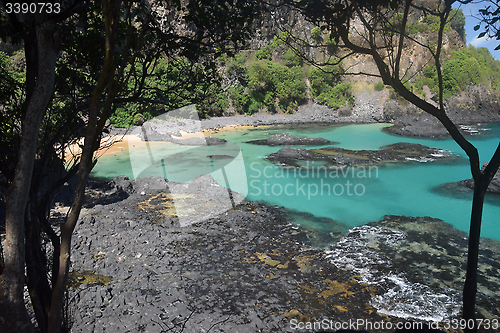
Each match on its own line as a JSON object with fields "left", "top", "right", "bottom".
{"left": 412, "top": 45, "right": 500, "bottom": 98}
{"left": 227, "top": 59, "right": 307, "bottom": 113}
{"left": 466, "top": 0, "right": 500, "bottom": 50}
{"left": 308, "top": 62, "right": 354, "bottom": 109}
{"left": 0, "top": 0, "right": 260, "bottom": 332}
{"left": 109, "top": 56, "right": 229, "bottom": 126}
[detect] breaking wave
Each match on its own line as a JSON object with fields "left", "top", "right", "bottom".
{"left": 325, "top": 225, "right": 460, "bottom": 322}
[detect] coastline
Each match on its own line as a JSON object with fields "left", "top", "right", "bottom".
{"left": 103, "top": 84, "right": 500, "bottom": 144}
{"left": 50, "top": 92, "right": 500, "bottom": 332}
{"left": 60, "top": 176, "right": 500, "bottom": 332}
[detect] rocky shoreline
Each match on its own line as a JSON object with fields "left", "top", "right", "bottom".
{"left": 58, "top": 176, "right": 500, "bottom": 333}
{"left": 106, "top": 85, "right": 500, "bottom": 141}
{"left": 382, "top": 85, "right": 500, "bottom": 138}
{"left": 107, "top": 100, "right": 383, "bottom": 141}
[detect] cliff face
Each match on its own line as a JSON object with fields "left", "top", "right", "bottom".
{"left": 249, "top": 1, "right": 466, "bottom": 84}
{"left": 240, "top": 1, "right": 500, "bottom": 125}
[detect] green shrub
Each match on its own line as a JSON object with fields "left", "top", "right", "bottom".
{"left": 110, "top": 107, "right": 135, "bottom": 128}
{"left": 284, "top": 49, "right": 302, "bottom": 67}
{"left": 133, "top": 113, "right": 145, "bottom": 126}
{"left": 228, "top": 84, "right": 251, "bottom": 114}
{"left": 255, "top": 45, "right": 273, "bottom": 61}
{"left": 311, "top": 26, "right": 322, "bottom": 44}
{"left": 316, "top": 83, "right": 354, "bottom": 109}
{"left": 374, "top": 82, "right": 385, "bottom": 91}
{"left": 307, "top": 62, "right": 354, "bottom": 110}
{"left": 418, "top": 45, "right": 500, "bottom": 99}
{"left": 232, "top": 59, "right": 306, "bottom": 113}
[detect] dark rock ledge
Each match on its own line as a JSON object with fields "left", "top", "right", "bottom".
{"left": 246, "top": 132, "right": 334, "bottom": 146}
{"left": 436, "top": 162, "right": 500, "bottom": 199}
{"left": 267, "top": 142, "right": 455, "bottom": 167}
{"left": 57, "top": 176, "right": 500, "bottom": 332}
{"left": 382, "top": 85, "right": 500, "bottom": 138}
{"left": 460, "top": 162, "right": 500, "bottom": 194}
{"left": 139, "top": 123, "right": 227, "bottom": 145}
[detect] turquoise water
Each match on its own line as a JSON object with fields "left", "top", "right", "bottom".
{"left": 91, "top": 123, "right": 500, "bottom": 242}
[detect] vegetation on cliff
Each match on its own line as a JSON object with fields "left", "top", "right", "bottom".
{"left": 107, "top": 3, "right": 500, "bottom": 125}
{"left": 409, "top": 45, "right": 500, "bottom": 99}
{"left": 2, "top": 4, "right": 499, "bottom": 128}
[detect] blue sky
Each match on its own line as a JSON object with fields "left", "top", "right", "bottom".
{"left": 455, "top": 1, "right": 500, "bottom": 59}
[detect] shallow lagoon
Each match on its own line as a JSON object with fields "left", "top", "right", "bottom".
{"left": 91, "top": 122, "right": 500, "bottom": 242}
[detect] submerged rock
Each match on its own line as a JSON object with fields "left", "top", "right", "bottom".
{"left": 267, "top": 142, "right": 455, "bottom": 167}
{"left": 247, "top": 132, "right": 333, "bottom": 146}
{"left": 327, "top": 215, "right": 500, "bottom": 322}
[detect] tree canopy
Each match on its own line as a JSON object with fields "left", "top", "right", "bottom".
{"left": 0, "top": 0, "right": 260, "bottom": 332}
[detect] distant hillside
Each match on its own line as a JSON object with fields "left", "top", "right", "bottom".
{"left": 214, "top": 0, "right": 500, "bottom": 119}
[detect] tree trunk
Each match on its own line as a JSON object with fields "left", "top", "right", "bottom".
{"left": 462, "top": 146, "right": 500, "bottom": 332}
{"left": 0, "top": 20, "right": 58, "bottom": 333}
{"left": 463, "top": 179, "right": 485, "bottom": 333}
{"left": 47, "top": 4, "right": 122, "bottom": 331}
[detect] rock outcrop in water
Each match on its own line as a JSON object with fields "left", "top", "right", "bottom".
{"left": 327, "top": 215, "right": 500, "bottom": 322}
{"left": 460, "top": 162, "right": 500, "bottom": 194}
{"left": 247, "top": 132, "right": 333, "bottom": 146}
{"left": 383, "top": 86, "right": 500, "bottom": 138}
{"left": 267, "top": 142, "right": 454, "bottom": 167}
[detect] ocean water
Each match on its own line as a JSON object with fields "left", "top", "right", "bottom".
{"left": 91, "top": 122, "right": 500, "bottom": 242}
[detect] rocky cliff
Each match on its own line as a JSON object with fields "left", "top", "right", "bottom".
{"left": 240, "top": 0, "right": 499, "bottom": 132}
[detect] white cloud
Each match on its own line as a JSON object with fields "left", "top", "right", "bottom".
{"left": 470, "top": 34, "right": 489, "bottom": 47}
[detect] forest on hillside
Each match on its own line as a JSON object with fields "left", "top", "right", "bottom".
{"left": 3, "top": 7, "right": 500, "bottom": 129}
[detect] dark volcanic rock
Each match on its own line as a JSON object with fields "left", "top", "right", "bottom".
{"left": 267, "top": 142, "right": 454, "bottom": 167}
{"left": 247, "top": 132, "right": 333, "bottom": 146}
{"left": 460, "top": 162, "right": 500, "bottom": 194}
{"left": 169, "top": 136, "right": 227, "bottom": 146}
{"left": 383, "top": 86, "right": 500, "bottom": 138}
{"left": 268, "top": 146, "right": 318, "bottom": 160}
{"left": 327, "top": 215, "right": 500, "bottom": 322}
{"left": 67, "top": 179, "right": 391, "bottom": 332}
{"left": 66, "top": 187, "right": 500, "bottom": 332}
{"left": 207, "top": 154, "right": 233, "bottom": 160}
